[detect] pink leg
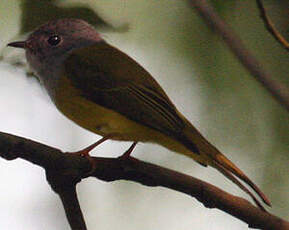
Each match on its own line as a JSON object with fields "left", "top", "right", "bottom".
{"left": 70, "top": 136, "right": 111, "bottom": 157}
{"left": 68, "top": 136, "right": 111, "bottom": 176}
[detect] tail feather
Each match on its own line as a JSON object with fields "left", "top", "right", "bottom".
{"left": 181, "top": 121, "right": 271, "bottom": 208}
{"left": 212, "top": 160, "right": 266, "bottom": 211}
{"left": 214, "top": 154, "right": 271, "bottom": 206}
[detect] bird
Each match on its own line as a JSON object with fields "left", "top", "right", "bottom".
{"left": 7, "top": 18, "right": 270, "bottom": 210}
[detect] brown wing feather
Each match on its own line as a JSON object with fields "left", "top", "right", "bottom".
{"left": 64, "top": 41, "right": 199, "bottom": 153}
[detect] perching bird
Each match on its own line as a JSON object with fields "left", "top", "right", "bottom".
{"left": 8, "top": 18, "right": 270, "bottom": 210}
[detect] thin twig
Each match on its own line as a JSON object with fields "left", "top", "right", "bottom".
{"left": 0, "top": 131, "right": 288, "bottom": 229}
{"left": 256, "top": 0, "right": 289, "bottom": 51}
{"left": 188, "top": 0, "right": 289, "bottom": 112}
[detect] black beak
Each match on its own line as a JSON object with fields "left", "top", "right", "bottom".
{"left": 7, "top": 41, "right": 26, "bottom": 49}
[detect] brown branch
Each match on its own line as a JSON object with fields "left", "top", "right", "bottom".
{"left": 188, "top": 0, "right": 289, "bottom": 112}
{"left": 256, "top": 0, "right": 289, "bottom": 51}
{"left": 0, "top": 131, "right": 288, "bottom": 230}
{"left": 0, "top": 131, "right": 89, "bottom": 230}
{"left": 47, "top": 170, "right": 87, "bottom": 230}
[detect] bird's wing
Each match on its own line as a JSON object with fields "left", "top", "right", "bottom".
{"left": 64, "top": 41, "right": 195, "bottom": 146}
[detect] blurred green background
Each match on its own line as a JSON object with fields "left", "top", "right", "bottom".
{"left": 0, "top": 0, "right": 288, "bottom": 229}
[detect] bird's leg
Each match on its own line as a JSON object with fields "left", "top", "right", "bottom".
{"left": 119, "top": 142, "right": 137, "bottom": 160}
{"left": 70, "top": 136, "right": 111, "bottom": 157}
{"left": 67, "top": 135, "right": 111, "bottom": 175}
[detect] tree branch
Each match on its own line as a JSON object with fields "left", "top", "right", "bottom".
{"left": 188, "top": 0, "right": 289, "bottom": 112}
{"left": 256, "top": 0, "right": 289, "bottom": 51}
{"left": 47, "top": 169, "right": 87, "bottom": 230}
{"left": 0, "top": 131, "right": 288, "bottom": 229}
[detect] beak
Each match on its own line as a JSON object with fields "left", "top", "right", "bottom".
{"left": 7, "top": 41, "right": 27, "bottom": 49}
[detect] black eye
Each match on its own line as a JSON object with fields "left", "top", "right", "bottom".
{"left": 47, "top": 35, "right": 61, "bottom": 46}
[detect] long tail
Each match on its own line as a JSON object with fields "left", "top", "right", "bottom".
{"left": 211, "top": 152, "right": 271, "bottom": 207}
{"left": 212, "top": 160, "right": 266, "bottom": 210}
{"left": 179, "top": 121, "right": 271, "bottom": 209}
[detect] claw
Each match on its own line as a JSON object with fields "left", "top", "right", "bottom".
{"left": 67, "top": 136, "right": 111, "bottom": 176}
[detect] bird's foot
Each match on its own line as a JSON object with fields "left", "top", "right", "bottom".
{"left": 67, "top": 136, "right": 111, "bottom": 176}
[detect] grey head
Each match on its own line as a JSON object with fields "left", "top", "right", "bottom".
{"left": 8, "top": 18, "right": 103, "bottom": 77}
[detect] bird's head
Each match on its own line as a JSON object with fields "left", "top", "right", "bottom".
{"left": 8, "top": 18, "right": 102, "bottom": 73}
